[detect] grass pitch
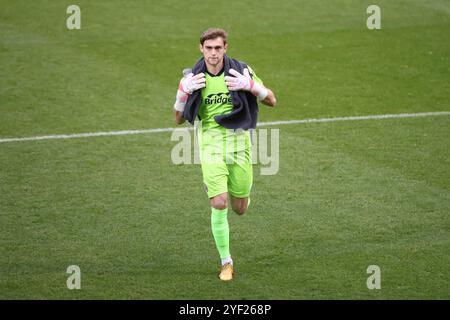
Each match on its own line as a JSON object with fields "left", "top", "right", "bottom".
{"left": 0, "top": 0, "right": 449, "bottom": 299}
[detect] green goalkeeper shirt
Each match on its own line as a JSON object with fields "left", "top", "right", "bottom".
{"left": 197, "top": 66, "right": 263, "bottom": 154}
{"left": 198, "top": 66, "right": 263, "bottom": 130}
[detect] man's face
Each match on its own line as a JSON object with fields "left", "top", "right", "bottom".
{"left": 200, "top": 37, "right": 227, "bottom": 67}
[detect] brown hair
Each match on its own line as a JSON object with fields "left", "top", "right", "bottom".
{"left": 200, "top": 28, "right": 228, "bottom": 46}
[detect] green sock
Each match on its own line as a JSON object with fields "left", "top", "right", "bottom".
{"left": 211, "top": 207, "right": 230, "bottom": 259}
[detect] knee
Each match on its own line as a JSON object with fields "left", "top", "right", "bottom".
{"left": 232, "top": 202, "right": 247, "bottom": 215}
{"left": 233, "top": 207, "right": 247, "bottom": 215}
{"left": 211, "top": 194, "right": 228, "bottom": 210}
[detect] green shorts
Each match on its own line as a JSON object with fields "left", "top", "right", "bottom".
{"left": 198, "top": 127, "right": 253, "bottom": 199}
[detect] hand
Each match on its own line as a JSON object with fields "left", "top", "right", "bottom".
{"left": 179, "top": 73, "right": 206, "bottom": 94}
{"left": 224, "top": 68, "right": 253, "bottom": 91}
{"left": 174, "top": 73, "right": 206, "bottom": 112}
{"left": 225, "top": 68, "right": 268, "bottom": 100}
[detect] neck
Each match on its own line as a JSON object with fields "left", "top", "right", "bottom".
{"left": 205, "top": 59, "right": 224, "bottom": 75}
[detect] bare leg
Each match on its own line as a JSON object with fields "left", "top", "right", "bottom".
{"left": 210, "top": 192, "right": 228, "bottom": 210}
{"left": 229, "top": 195, "right": 249, "bottom": 215}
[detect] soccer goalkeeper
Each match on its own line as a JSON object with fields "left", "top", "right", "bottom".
{"left": 172, "top": 28, "right": 277, "bottom": 281}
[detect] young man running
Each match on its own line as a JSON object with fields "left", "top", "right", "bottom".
{"left": 172, "top": 28, "right": 276, "bottom": 281}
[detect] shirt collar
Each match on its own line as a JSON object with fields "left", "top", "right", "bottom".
{"left": 206, "top": 66, "right": 225, "bottom": 77}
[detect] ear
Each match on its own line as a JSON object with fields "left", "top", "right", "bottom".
{"left": 224, "top": 43, "right": 228, "bottom": 53}
{"left": 199, "top": 43, "right": 203, "bottom": 54}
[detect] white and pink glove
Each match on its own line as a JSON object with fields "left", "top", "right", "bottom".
{"left": 224, "top": 68, "right": 268, "bottom": 101}
{"left": 173, "top": 73, "right": 206, "bottom": 112}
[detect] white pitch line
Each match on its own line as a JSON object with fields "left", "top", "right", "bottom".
{"left": 0, "top": 128, "right": 178, "bottom": 143}
{"left": 0, "top": 111, "right": 449, "bottom": 144}
{"left": 257, "top": 111, "right": 450, "bottom": 127}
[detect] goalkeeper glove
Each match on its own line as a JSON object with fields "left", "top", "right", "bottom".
{"left": 224, "top": 68, "right": 268, "bottom": 101}
{"left": 173, "top": 73, "right": 206, "bottom": 112}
